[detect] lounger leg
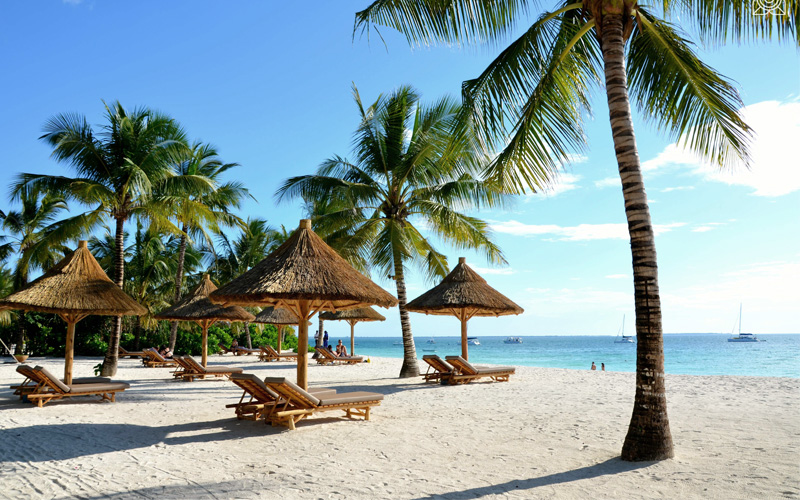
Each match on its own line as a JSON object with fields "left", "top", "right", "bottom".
{"left": 365, "top": 407, "right": 370, "bottom": 421}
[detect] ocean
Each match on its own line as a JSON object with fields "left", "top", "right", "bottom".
{"left": 341, "top": 334, "right": 800, "bottom": 378}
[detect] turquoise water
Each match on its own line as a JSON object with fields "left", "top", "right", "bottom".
{"left": 345, "top": 334, "right": 800, "bottom": 378}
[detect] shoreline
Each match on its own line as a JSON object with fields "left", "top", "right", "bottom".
{"left": 1, "top": 355, "right": 798, "bottom": 499}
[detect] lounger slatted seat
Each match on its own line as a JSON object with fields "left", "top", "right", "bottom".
{"left": 262, "top": 377, "right": 383, "bottom": 430}
{"left": 218, "top": 343, "right": 234, "bottom": 355}
{"left": 260, "top": 345, "right": 297, "bottom": 362}
{"left": 315, "top": 347, "right": 364, "bottom": 365}
{"left": 444, "top": 356, "right": 515, "bottom": 385}
{"left": 141, "top": 348, "right": 178, "bottom": 367}
{"left": 118, "top": 347, "right": 146, "bottom": 359}
{"left": 227, "top": 373, "right": 337, "bottom": 420}
{"left": 233, "top": 346, "right": 261, "bottom": 356}
{"left": 421, "top": 355, "right": 454, "bottom": 383}
{"left": 178, "top": 355, "right": 243, "bottom": 381}
{"left": 25, "top": 366, "right": 130, "bottom": 407}
{"left": 11, "top": 365, "right": 110, "bottom": 398}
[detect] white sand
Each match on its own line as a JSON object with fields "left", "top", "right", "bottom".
{"left": 0, "top": 354, "right": 797, "bottom": 499}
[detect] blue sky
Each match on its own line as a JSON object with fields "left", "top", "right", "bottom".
{"left": 1, "top": 1, "right": 797, "bottom": 337}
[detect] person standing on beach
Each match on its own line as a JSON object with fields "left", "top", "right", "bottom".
{"left": 601, "top": 363, "right": 605, "bottom": 371}
{"left": 591, "top": 362, "right": 596, "bottom": 371}
{"left": 323, "top": 330, "right": 329, "bottom": 349}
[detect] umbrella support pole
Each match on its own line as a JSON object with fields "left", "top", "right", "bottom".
{"left": 277, "top": 325, "right": 283, "bottom": 353}
{"left": 350, "top": 321, "right": 355, "bottom": 356}
{"left": 461, "top": 314, "right": 468, "bottom": 361}
{"left": 296, "top": 301, "right": 311, "bottom": 391}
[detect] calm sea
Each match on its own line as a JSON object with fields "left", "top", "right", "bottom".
{"left": 344, "top": 334, "right": 800, "bottom": 378}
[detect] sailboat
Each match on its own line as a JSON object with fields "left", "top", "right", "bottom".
{"left": 728, "top": 304, "right": 763, "bottom": 342}
{"left": 614, "top": 314, "right": 635, "bottom": 344}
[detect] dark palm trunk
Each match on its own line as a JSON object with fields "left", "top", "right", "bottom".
{"left": 133, "top": 315, "right": 142, "bottom": 350}
{"left": 101, "top": 216, "right": 126, "bottom": 377}
{"left": 601, "top": 14, "right": 673, "bottom": 461}
{"left": 394, "top": 254, "right": 419, "bottom": 378}
{"left": 15, "top": 313, "right": 25, "bottom": 355}
{"left": 245, "top": 322, "right": 252, "bottom": 349}
{"left": 168, "top": 229, "right": 188, "bottom": 351}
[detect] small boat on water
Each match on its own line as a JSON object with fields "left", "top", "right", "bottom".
{"left": 459, "top": 337, "right": 480, "bottom": 346}
{"left": 504, "top": 337, "right": 523, "bottom": 344}
{"left": 427, "top": 338, "right": 436, "bottom": 344}
{"left": 614, "top": 315, "right": 635, "bottom": 344}
{"left": 728, "top": 304, "right": 764, "bottom": 342}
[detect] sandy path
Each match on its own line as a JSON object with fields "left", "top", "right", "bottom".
{"left": 0, "top": 355, "right": 797, "bottom": 499}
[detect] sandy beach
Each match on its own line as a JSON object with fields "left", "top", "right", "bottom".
{"left": 0, "top": 354, "right": 797, "bottom": 499}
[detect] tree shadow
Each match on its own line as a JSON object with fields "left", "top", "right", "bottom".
{"left": 0, "top": 418, "right": 280, "bottom": 463}
{"left": 411, "top": 458, "right": 652, "bottom": 499}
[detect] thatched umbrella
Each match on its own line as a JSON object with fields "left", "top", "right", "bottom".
{"left": 252, "top": 306, "right": 310, "bottom": 353}
{"left": 0, "top": 241, "right": 146, "bottom": 383}
{"left": 155, "top": 274, "right": 254, "bottom": 367}
{"left": 406, "top": 257, "right": 523, "bottom": 360}
{"left": 320, "top": 307, "right": 385, "bottom": 356}
{"left": 210, "top": 219, "right": 397, "bottom": 389}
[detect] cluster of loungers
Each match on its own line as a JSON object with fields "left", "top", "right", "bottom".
{"left": 258, "top": 345, "right": 298, "bottom": 362}
{"left": 315, "top": 348, "right": 363, "bottom": 365}
{"left": 172, "top": 355, "right": 242, "bottom": 381}
{"left": 422, "top": 355, "right": 515, "bottom": 384}
{"left": 229, "top": 373, "right": 383, "bottom": 430}
{"left": 10, "top": 364, "right": 130, "bottom": 407}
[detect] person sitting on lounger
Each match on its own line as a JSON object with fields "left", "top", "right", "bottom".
{"left": 336, "top": 340, "right": 348, "bottom": 357}
{"left": 159, "top": 346, "right": 173, "bottom": 359}
{"left": 232, "top": 339, "right": 238, "bottom": 348}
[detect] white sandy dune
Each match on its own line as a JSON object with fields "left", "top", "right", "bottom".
{"left": 0, "top": 354, "right": 797, "bottom": 499}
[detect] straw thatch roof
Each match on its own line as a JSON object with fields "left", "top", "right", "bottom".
{"left": 0, "top": 241, "right": 146, "bottom": 317}
{"left": 253, "top": 306, "right": 310, "bottom": 325}
{"left": 155, "top": 274, "right": 255, "bottom": 323}
{"left": 210, "top": 219, "right": 397, "bottom": 310}
{"left": 320, "top": 307, "right": 386, "bottom": 322}
{"left": 406, "top": 258, "right": 523, "bottom": 317}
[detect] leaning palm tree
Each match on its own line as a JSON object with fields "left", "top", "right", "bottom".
{"left": 353, "top": 0, "right": 771, "bottom": 460}
{"left": 0, "top": 188, "right": 71, "bottom": 353}
{"left": 162, "top": 141, "right": 249, "bottom": 351}
{"left": 12, "top": 101, "right": 196, "bottom": 376}
{"left": 277, "top": 85, "right": 506, "bottom": 378}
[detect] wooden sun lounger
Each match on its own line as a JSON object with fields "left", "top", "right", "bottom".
{"left": 261, "top": 345, "right": 297, "bottom": 362}
{"left": 218, "top": 343, "right": 234, "bottom": 355}
{"left": 444, "top": 356, "right": 515, "bottom": 385}
{"left": 24, "top": 366, "right": 130, "bottom": 408}
{"left": 421, "top": 355, "right": 454, "bottom": 383}
{"left": 118, "top": 346, "right": 146, "bottom": 359}
{"left": 178, "top": 355, "right": 243, "bottom": 381}
{"left": 11, "top": 365, "right": 110, "bottom": 399}
{"left": 315, "top": 347, "right": 364, "bottom": 365}
{"left": 262, "top": 376, "right": 383, "bottom": 430}
{"left": 141, "top": 348, "right": 178, "bottom": 368}
{"left": 227, "top": 373, "right": 337, "bottom": 421}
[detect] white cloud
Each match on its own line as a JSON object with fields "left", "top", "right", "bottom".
{"left": 692, "top": 222, "right": 725, "bottom": 233}
{"left": 565, "top": 154, "right": 589, "bottom": 164}
{"left": 525, "top": 173, "right": 582, "bottom": 199}
{"left": 490, "top": 220, "right": 686, "bottom": 241}
{"left": 521, "top": 286, "right": 631, "bottom": 318}
{"left": 470, "top": 266, "right": 515, "bottom": 276}
{"left": 594, "top": 177, "right": 619, "bottom": 189}
{"left": 605, "top": 274, "right": 628, "bottom": 279}
{"left": 643, "top": 100, "right": 800, "bottom": 197}
{"left": 660, "top": 186, "right": 696, "bottom": 193}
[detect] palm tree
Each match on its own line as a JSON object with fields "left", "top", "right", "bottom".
{"left": 277, "top": 85, "right": 506, "bottom": 378}
{"left": 13, "top": 101, "right": 195, "bottom": 376}
{"left": 163, "top": 141, "right": 249, "bottom": 351}
{"left": 1, "top": 189, "right": 70, "bottom": 353}
{"left": 353, "top": 1, "right": 762, "bottom": 460}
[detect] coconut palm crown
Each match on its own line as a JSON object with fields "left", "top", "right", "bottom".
{"left": 276, "top": 84, "right": 506, "bottom": 378}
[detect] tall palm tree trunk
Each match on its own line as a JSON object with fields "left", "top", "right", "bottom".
{"left": 133, "top": 315, "right": 142, "bottom": 350}
{"left": 15, "top": 313, "right": 25, "bottom": 355}
{"left": 101, "top": 216, "right": 126, "bottom": 376}
{"left": 601, "top": 14, "right": 673, "bottom": 461}
{"left": 168, "top": 229, "right": 188, "bottom": 351}
{"left": 394, "top": 255, "right": 419, "bottom": 378}
{"left": 245, "top": 322, "right": 252, "bottom": 349}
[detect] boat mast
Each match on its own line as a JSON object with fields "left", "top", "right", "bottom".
{"left": 739, "top": 303, "right": 742, "bottom": 335}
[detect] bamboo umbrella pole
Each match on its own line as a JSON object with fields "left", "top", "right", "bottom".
{"left": 349, "top": 320, "right": 356, "bottom": 355}
{"left": 64, "top": 319, "right": 76, "bottom": 385}
{"left": 460, "top": 310, "right": 469, "bottom": 360}
{"left": 200, "top": 319, "right": 213, "bottom": 367}
{"left": 277, "top": 325, "right": 283, "bottom": 353}
{"left": 296, "top": 300, "right": 311, "bottom": 390}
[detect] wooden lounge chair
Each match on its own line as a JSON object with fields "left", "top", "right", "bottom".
{"left": 262, "top": 345, "right": 298, "bottom": 362}
{"left": 227, "top": 373, "right": 337, "bottom": 420}
{"left": 421, "top": 355, "right": 454, "bottom": 383}
{"left": 218, "top": 342, "right": 234, "bottom": 355}
{"left": 25, "top": 366, "right": 130, "bottom": 407}
{"left": 262, "top": 376, "right": 383, "bottom": 430}
{"left": 11, "top": 364, "right": 110, "bottom": 399}
{"left": 315, "top": 347, "right": 363, "bottom": 365}
{"left": 118, "top": 346, "right": 146, "bottom": 359}
{"left": 444, "top": 355, "right": 515, "bottom": 385}
{"left": 141, "top": 348, "right": 178, "bottom": 368}
{"left": 178, "top": 355, "right": 243, "bottom": 381}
